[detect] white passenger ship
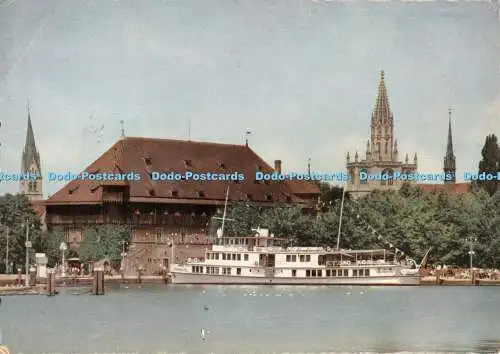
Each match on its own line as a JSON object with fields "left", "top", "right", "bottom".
{"left": 169, "top": 227, "right": 420, "bottom": 285}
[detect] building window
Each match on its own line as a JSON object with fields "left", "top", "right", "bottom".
{"left": 353, "top": 269, "right": 358, "bottom": 276}
{"left": 306, "top": 270, "right": 310, "bottom": 277}
{"left": 291, "top": 255, "right": 296, "bottom": 262}
{"left": 343, "top": 270, "right": 348, "bottom": 276}
{"left": 364, "top": 269, "right": 370, "bottom": 276}
{"left": 286, "top": 255, "right": 291, "bottom": 262}
{"left": 292, "top": 269, "right": 296, "bottom": 277}
{"left": 244, "top": 254, "right": 249, "bottom": 261}
{"left": 236, "top": 268, "right": 241, "bottom": 275}
{"left": 326, "top": 270, "right": 331, "bottom": 276}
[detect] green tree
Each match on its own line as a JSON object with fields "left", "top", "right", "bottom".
{"left": 316, "top": 181, "right": 345, "bottom": 211}
{"left": 0, "top": 193, "right": 43, "bottom": 272}
{"left": 478, "top": 134, "right": 500, "bottom": 196}
{"left": 79, "top": 224, "right": 131, "bottom": 269}
{"left": 36, "top": 227, "right": 67, "bottom": 267}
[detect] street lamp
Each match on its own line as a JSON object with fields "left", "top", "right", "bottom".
{"left": 23, "top": 220, "right": 32, "bottom": 286}
{"left": 4, "top": 226, "right": 9, "bottom": 274}
{"left": 466, "top": 236, "right": 478, "bottom": 274}
{"left": 60, "top": 242, "right": 67, "bottom": 277}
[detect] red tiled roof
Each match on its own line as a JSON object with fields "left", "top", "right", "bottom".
{"left": 46, "top": 137, "right": 319, "bottom": 205}
{"left": 418, "top": 183, "right": 471, "bottom": 196}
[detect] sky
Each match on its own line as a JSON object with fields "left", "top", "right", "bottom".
{"left": 0, "top": 0, "right": 499, "bottom": 197}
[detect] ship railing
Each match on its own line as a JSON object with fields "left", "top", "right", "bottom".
{"left": 254, "top": 246, "right": 283, "bottom": 252}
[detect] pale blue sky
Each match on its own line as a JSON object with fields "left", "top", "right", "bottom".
{"left": 0, "top": 0, "right": 499, "bottom": 197}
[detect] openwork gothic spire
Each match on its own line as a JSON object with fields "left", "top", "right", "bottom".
{"left": 370, "top": 70, "right": 394, "bottom": 161}
{"left": 372, "top": 70, "right": 392, "bottom": 123}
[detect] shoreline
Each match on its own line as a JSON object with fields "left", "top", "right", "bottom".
{"left": 1, "top": 275, "right": 499, "bottom": 294}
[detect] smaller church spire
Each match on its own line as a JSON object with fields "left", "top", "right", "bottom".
{"left": 405, "top": 153, "right": 409, "bottom": 164}
{"left": 392, "top": 139, "right": 398, "bottom": 161}
{"left": 444, "top": 106, "right": 456, "bottom": 183}
{"left": 355, "top": 150, "right": 359, "bottom": 162}
{"left": 120, "top": 120, "right": 125, "bottom": 138}
{"left": 346, "top": 152, "right": 350, "bottom": 163}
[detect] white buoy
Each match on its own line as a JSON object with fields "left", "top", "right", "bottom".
{"left": 200, "top": 328, "right": 206, "bottom": 340}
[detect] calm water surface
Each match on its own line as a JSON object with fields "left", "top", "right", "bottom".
{"left": 0, "top": 284, "right": 499, "bottom": 353}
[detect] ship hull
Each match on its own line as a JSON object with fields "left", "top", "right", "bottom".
{"left": 170, "top": 272, "right": 420, "bottom": 285}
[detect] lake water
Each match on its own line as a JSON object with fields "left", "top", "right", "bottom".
{"left": 0, "top": 284, "right": 499, "bottom": 353}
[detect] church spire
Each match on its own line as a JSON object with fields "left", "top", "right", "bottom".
{"left": 22, "top": 104, "right": 41, "bottom": 172}
{"left": 443, "top": 106, "right": 456, "bottom": 183}
{"left": 372, "top": 70, "right": 392, "bottom": 123}
{"left": 20, "top": 103, "right": 43, "bottom": 200}
{"left": 370, "top": 70, "right": 394, "bottom": 161}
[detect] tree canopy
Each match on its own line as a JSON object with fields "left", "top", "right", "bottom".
{"left": 217, "top": 184, "right": 500, "bottom": 269}
{"left": 477, "top": 134, "right": 500, "bottom": 196}
{"left": 0, "top": 193, "right": 43, "bottom": 272}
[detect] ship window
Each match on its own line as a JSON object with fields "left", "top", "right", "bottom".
{"left": 344, "top": 270, "right": 348, "bottom": 276}
{"left": 326, "top": 270, "right": 331, "bottom": 277}
{"left": 237, "top": 268, "right": 241, "bottom": 275}
{"left": 353, "top": 269, "right": 358, "bottom": 276}
{"left": 317, "top": 270, "right": 322, "bottom": 277}
{"left": 291, "top": 255, "right": 296, "bottom": 262}
{"left": 306, "top": 255, "right": 311, "bottom": 262}
{"left": 292, "top": 269, "right": 297, "bottom": 277}
{"left": 306, "top": 270, "right": 311, "bottom": 277}
{"left": 365, "top": 269, "right": 370, "bottom": 276}
{"left": 244, "top": 254, "right": 249, "bottom": 261}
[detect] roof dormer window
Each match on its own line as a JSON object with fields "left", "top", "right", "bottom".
{"left": 265, "top": 194, "right": 272, "bottom": 201}
{"left": 144, "top": 157, "right": 152, "bottom": 166}
{"left": 171, "top": 190, "right": 179, "bottom": 198}
{"left": 184, "top": 159, "right": 192, "bottom": 167}
{"left": 197, "top": 191, "right": 205, "bottom": 198}
{"left": 217, "top": 160, "right": 226, "bottom": 169}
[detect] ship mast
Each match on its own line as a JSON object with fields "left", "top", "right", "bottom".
{"left": 220, "top": 185, "right": 230, "bottom": 237}
{"left": 336, "top": 184, "right": 346, "bottom": 250}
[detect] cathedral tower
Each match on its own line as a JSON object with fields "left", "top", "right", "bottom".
{"left": 20, "top": 106, "right": 43, "bottom": 200}
{"left": 443, "top": 107, "right": 456, "bottom": 183}
{"left": 346, "top": 71, "right": 418, "bottom": 198}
